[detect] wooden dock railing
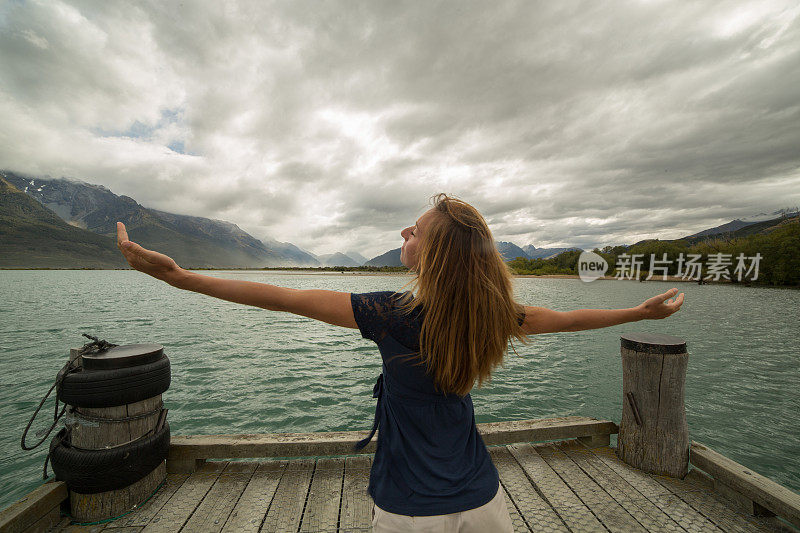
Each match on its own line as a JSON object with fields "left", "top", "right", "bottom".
{"left": 165, "top": 415, "right": 618, "bottom": 473}
{"left": 690, "top": 441, "right": 800, "bottom": 529}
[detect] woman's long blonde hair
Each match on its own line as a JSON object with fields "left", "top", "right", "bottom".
{"left": 395, "top": 193, "right": 528, "bottom": 397}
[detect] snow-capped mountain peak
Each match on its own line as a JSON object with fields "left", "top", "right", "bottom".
{"left": 739, "top": 206, "right": 800, "bottom": 223}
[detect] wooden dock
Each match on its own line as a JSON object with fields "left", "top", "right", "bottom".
{"left": 3, "top": 416, "right": 799, "bottom": 533}
{"left": 36, "top": 439, "right": 796, "bottom": 533}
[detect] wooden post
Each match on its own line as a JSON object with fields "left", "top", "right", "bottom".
{"left": 65, "top": 347, "right": 167, "bottom": 523}
{"left": 617, "top": 333, "right": 689, "bottom": 478}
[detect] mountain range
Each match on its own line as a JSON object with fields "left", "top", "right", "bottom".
{"left": 2, "top": 170, "right": 795, "bottom": 269}
{"left": 0, "top": 175, "right": 127, "bottom": 268}
{"left": 682, "top": 207, "right": 799, "bottom": 240}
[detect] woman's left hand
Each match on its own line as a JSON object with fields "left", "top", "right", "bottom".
{"left": 116, "top": 222, "right": 185, "bottom": 286}
{"left": 636, "top": 287, "right": 685, "bottom": 320}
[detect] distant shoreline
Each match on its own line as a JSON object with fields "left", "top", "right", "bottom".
{"left": 2, "top": 268, "right": 794, "bottom": 287}
{"left": 515, "top": 274, "right": 687, "bottom": 281}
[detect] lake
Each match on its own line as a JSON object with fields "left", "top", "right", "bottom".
{"left": 0, "top": 270, "right": 798, "bottom": 511}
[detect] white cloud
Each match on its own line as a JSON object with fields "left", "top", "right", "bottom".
{"left": 1, "top": 0, "right": 799, "bottom": 258}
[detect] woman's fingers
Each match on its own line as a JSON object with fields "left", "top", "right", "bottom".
{"left": 644, "top": 289, "right": 674, "bottom": 308}
{"left": 123, "top": 240, "right": 146, "bottom": 257}
{"left": 662, "top": 292, "right": 684, "bottom": 316}
{"left": 116, "top": 222, "right": 142, "bottom": 267}
{"left": 116, "top": 222, "right": 129, "bottom": 247}
{"left": 662, "top": 287, "right": 679, "bottom": 300}
{"left": 124, "top": 241, "right": 167, "bottom": 266}
{"left": 658, "top": 288, "right": 680, "bottom": 306}
{"left": 671, "top": 293, "right": 685, "bottom": 308}
{"left": 115, "top": 222, "right": 151, "bottom": 268}
{"left": 121, "top": 242, "right": 170, "bottom": 276}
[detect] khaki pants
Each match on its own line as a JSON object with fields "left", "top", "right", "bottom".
{"left": 371, "top": 485, "right": 514, "bottom": 532}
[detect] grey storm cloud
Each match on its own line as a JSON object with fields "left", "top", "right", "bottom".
{"left": 0, "top": 0, "right": 799, "bottom": 258}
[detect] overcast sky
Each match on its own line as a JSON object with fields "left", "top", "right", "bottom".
{"left": 1, "top": 1, "right": 799, "bottom": 258}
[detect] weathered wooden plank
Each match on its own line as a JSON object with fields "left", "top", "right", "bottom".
{"left": 577, "top": 434, "right": 611, "bottom": 448}
{"left": 588, "top": 444, "right": 724, "bottom": 532}
{"left": 19, "top": 503, "right": 62, "bottom": 533}
{"left": 488, "top": 446, "right": 568, "bottom": 532}
{"left": 479, "top": 416, "right": 619, "bottom": 446}
{"left": 140, "top": 461, "right": 225, "bottom": 533}
{"left": 299, "top": 457, "right": 345, "bottom": 532}
{"left": 537, "top": 443, "right": 648, "bottom": 532}
{"left": 259, "top": 458, "right": 315, "bottom": 533}
{"left": 180, "top": 463, "right": 256, "bottom": 533}
{"left": 221, "top": 462, "right": 259, "bottom": 474}
{"left": 652, "top": 465, "right": 780, "bottom": 533}
{"left": 169, "top": 431, "right": 381, "bottom": 460}
{"left": 106, "top": 473, "right": 189, "bottom": 528}
{"left": 339, "top": 455, "right": 372, "bottom": 531}
{"left": 686, "top": 467, "right": 715, "bottom": 490}
{"left": 691, "top": 441, "right": 800, "bottom": 529}
{"left": 56, "top": 527, "right": 141, "bottom": 533}
{"left": 53, "top": 522, "right": 144, "bottom": 533}
{"left": 167, "top": 416, "right": 617, "bottom": 460}
{"left": 507, "top": 442, "right": 606, "bottom": 532}
{"left": 52, "top": 523, "right": 108, "bottom": 532}
{"left": 220, "top": 461, "right": 286, "bottom": 533}
{"left": 60, "top": 527, "right": 142, "bottom": 533}
{"left": 556, "top": 440, "right": 687, "bottom": 532}
{"left": 47, "top": 517, "right": 72, "bottom": 532}
{"left": 499, "top": 481, "right": 530, "bottom": 533}
{"left": 0, "top": 481, "right": 67, "bottom": 533}
{"left": 166, "top": 458, "right": 206, "bottom": 474}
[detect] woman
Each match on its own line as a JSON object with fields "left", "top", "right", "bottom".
{"left": 116, "top": 193, "right": 684, "bottom": 532}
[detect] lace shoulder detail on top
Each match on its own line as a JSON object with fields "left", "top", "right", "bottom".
{"left": 350, "top": 291, "right": 400, "bottom": 343}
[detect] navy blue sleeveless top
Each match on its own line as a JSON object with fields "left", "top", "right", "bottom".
{"left": 350, "top": 290, "right": 524, "bottom": 516}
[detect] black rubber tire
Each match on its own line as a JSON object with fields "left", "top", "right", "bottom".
{"left": 49, "top": 422, "right": 170, "bottom": 494}
{"left": 57, "top": 355, "right": 171, "bottom": 408}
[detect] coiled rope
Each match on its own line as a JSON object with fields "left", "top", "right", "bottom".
{"left": 20, "top": 334, "right": 119, "bottom": 479}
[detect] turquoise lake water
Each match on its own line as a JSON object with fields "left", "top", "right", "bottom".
{"left": 0, "top": 270, "right": 798, "bottom": 511}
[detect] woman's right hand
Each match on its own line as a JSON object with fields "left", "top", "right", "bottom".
{"left": 116, "top": 222, "right": 186, "bottom": 287}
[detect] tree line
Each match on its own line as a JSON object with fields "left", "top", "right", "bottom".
{"left": 507, "top": 221, "right": 799, "bottom": 286}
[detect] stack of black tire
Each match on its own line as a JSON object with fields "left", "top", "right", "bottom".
{"left": 49, "top": 344, "right": 171, "bottom": 495}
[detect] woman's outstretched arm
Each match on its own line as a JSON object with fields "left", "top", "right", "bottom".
{"left": 522, "top": 288, "right": 685, "bottom": 335}
{"left": 116, "top": 222, "right": 357, "bottom": 329}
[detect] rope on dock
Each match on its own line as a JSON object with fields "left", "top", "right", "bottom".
{"left": 74, "top": 334, "right": 119, "bottom": 355}
{"left": 59, "top": 408, "right": 169, "bottom": 452}
{"left": 19, "top": 333, "right": 120, "bottom": 479}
